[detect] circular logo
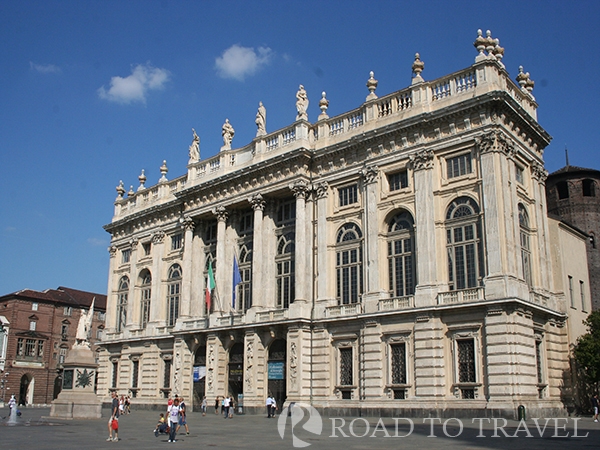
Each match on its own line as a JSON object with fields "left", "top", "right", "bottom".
{"left": 277, "top": 402, "right": 323, "bottom": 448}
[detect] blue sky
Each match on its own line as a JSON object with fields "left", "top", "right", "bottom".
{"left": 1, "top": 0, "right": 599, "bottom": 296}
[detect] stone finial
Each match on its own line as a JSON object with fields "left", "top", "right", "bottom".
{"left": 525, "top": 75, "right": 535, "bottom": 93}
{"left": 485, "top": 30, "right": 495, "bottom": 55}
{"left": 366, "top": 71, "right": 378, "bottom": 101}
{"left": 474, "top": 29, "right": 486, "bottom": 56}
{"left": 116, "top": 180, "right": 125, "bottom": 200}
{"left": 137, "top": 169, "right": 146, "bottom": 191}
{"left": 159, "top": 160, "right": 168, "bottom": 183}
{"left": 516, "top": 66, "right": 529, "bottom": 89}
{"left": 492, "top": 38, "right": 504, "bottom": 63}
{"left": 128, "top": 185, "right": 135, "bottom": 196}
{"left": 412, "top": 53, "right": 425, "bottom": 84}
{"left": 318, "top": 91, "right": 329, "bottom": 120}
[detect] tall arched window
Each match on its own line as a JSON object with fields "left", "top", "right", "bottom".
{"left": 387, "top": 211, "right": 416, "bottom": 297}
{"left": 139, "top": 270, "right": 152, "bottom": 329}
{"left": 445, "top": 197, "right": 484, "bottom": 290}
{"left": 116, "top": 276, "right": 129, "bottom": 332}
{"left": 336, "top": 223, "right": 363, "bottom": 304}
{"left": 238, "top": 244, "right": 253, "bottom": 312}
{"left": 167, "top": 264, "right": 182, "bottom": 327}
{"left": 276, "top": 233, "right": 295, "bottom": 308}
{"left": 518, "top": 204, "right": 533, "bottom": 288}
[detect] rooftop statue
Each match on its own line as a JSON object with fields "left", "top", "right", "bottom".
{"left": 189, "top": 128, "right": 200, "bottom": 162}
{"left": 296, "top": 84, "right": 309, "bottom": 120}
{"left": 255, "top": 102, "right": 266, "bottom": 137}
{"left": 221, "top": 118, "right": 235, "bottom": 151}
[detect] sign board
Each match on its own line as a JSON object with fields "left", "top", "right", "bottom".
{"left": 228, "top": 363, "right": 243, "bottom": 382}
{"left": 268, "top": 361, "right": 285, "bottom": 380}
{"left": 193, "top": 366, "right": 206, "bottom": 382}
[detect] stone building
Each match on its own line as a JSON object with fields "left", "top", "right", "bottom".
{"left": 99, "top": 31, "right": 591, "bottom": 417}
{"left": 546, "top": 164, "right": 600, "bottom": 311}
{"left": 0, "top": 287, "right": 106, "bottom": 406}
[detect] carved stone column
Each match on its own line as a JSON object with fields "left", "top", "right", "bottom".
{"left": 409, "top": 150, "right": 438, "bottom": 307}
{"left": 360, "top": 166, "right": 381, "bottom": 312}
{"left": 150, "top": 231, "right": 165, "bottom": 327}
{"left": 531, "top": 162, "right": 551, "bottom": 292}
{"left": 314, "top": 182, "right": 330, "bottom": 305}
{"left": 180, "top": 217, "right": 195, "bottom": 319}
{"left": 291, "top": 181, "right": 309, "bottom": 303}
{"left": 106, "top": 245, "right": 118, "bottom": 333}
{"left": 126, "top": 238, "right": 138, "bottom": 329}
{"left": 476, "top": 130, "right": 518, "bottom": 299}
{"left": 249, "top": 194, "right": 266, "bottom": 310}
{"left": 213, "top": 207, "right": 228, "bottom": 314}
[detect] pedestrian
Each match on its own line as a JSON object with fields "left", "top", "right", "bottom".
{"left": 176, "top": 396, "right": 190, "bottom": 435}
{"left": 592, "top": 393, "right": 599, "bottom": 423}
{"left": 223, "top": 395, "right": 230, "bottom": 419}
{"left": 214, "top": 396, "right": 220, "bottom": 415}
{"left": 266, "top": 395, "right": 273, "bottom": 418}
{"left": 167, "top": 395, "right": 174, "bottom": 412}
{"left": 125, "top": 395, "right": 131, "bottom": 414}
{"left": 201, "top": 396, "right": 207, "bottom": 416}
{"left": 107, "top": 391, "right": 120, "bottom": 442}
{"left": 229, "top": 396, "right": 234, "bottom": 418}
{"left": 167, "top": 397, "right": 181, "bottom": 442}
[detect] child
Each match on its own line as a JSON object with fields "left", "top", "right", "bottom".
{"left": 154, "top": 413, "right": 167, "bottom": 437}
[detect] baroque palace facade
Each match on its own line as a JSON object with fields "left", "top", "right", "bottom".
{"left": 99, "top": 31, "right": 591, "bottom": 416}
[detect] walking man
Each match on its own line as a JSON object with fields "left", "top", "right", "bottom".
{"left": 107, "top": 391, "right": 120, "bottom": 442}
{"left": 266, "top": 394, "right": 274, "bottom": 418}
{"left": 176, "top": 396, "right": 190, "bottom": 435}
{"left": 592, "top": 393, "right": 599, "bottom": 422}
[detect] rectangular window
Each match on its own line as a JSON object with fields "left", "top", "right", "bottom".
{"left": 142, "top": 242, "right": 151, "bottom": 256}
{"left": 111, "top": 361, "right": 118, "bottom": 388}
{"left": 32, "top": 302, "right": 38, "bottom": 311}
{"left": 390, "top": 343, "right": 407, "bottom": 385}
{"left": 580, "top": 280, "right": 587, "bottom": 312}
{"left": 339, "top": 347, "right": 353, "bottom": 386}
{"left": 61, "top": 324, "right": 68, "bottom": 336}
{"left": 568, "top": 276, "right": 574, "bottom": 308}
{"left": 17, "top": 338, "right": 24, "bottom": 356}
{"left": 141, "top": 287, "right": 151, "bottom": 328}
{"left": 535, "top": 340, "right": 543, "bottom": 384}
{"left": 163, "top": 359, "right": 172, "bottom": 389}
{"left": 131, "top": 360, "right": 139, "bottom": 389}
{"left": 29, "top": 321, "right": 36, "bottom": 331}
{"left": 339, "top": 184, "right": 358, "bottom": 206}
{"left": 457, "top": 339, "right": 476, "bottom": 383}
{"left": 64, "top": 306, "right": 72, "bottom": 316}
{"left": 122, "top": 248, "right": 131, "bottom": 263}
{"left": 388, "top": 171, "right": 409, "bottom": 191}
{"left": 446, "top": 153, "right": 472, "bottom": 179}
{"left": 25, "top": 339, "right": 36, "bottom": 357}
{"left": 37, "top": 340, "right": 44, "bottom": 357}
{"left": 98, "top": 311, "right": 106, "bottom": 321}
{"left": 516, "top": 165, "right": 524, "bottom": 184}
{"left": 59, "top": 347, "right": 67, "bottom": 364}
{"left": 171, "top": 233, "right": 183, "bottom": 250}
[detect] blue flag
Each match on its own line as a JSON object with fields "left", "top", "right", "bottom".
{"left": 232, "top": 253, "right": 242, "bottom": 309}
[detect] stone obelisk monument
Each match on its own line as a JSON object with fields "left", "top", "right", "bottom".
{"left": 50, "top": 299, "right": 102, "bottom": 419}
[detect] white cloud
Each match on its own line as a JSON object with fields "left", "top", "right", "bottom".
{"left": 215, "top": 44, "right": 272, "bottom": 81}
{"left": 98, "top": 63, "right": 170, "bottom": 104}
{"left": 30, "top": 61, "right": 61, "bottom": 74}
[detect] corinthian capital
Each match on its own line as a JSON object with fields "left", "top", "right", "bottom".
{"left": 248, "top": 193, "right": 266, "bottom": 211}
{"left": 314, "top": 181, "right": 329, "bottom": 199}
{"left": 476, "top": 130, "right": 515, "bottom": 156}
{"left": 409, "top": 149, "right": 434, "bottom": 171}
{"left": 290, "top": 180, "right": 309, "bottom": 199}
{"left": 212, "top": 205, "right": 229, "bottom": 222}
{"left": 180, "top": 216, "right": 195, "bottom": 232}
{"left": 360, "top": 165, "right": 379, "bottom": 184}
{"left": 530, "top": 161, "right": 548, "bottom": 183}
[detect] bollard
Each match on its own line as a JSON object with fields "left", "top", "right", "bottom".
{"left": 517, "top": 404, "right": 526, "bottom": 421}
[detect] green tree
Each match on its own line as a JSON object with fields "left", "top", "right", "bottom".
{"left": 573, "top": 311, "right": 600, "bottom": 390}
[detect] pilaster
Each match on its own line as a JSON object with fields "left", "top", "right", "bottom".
{"left": 360, "top": 166, "right": 382, "bottom": 313}
{"left": 413, "top": 314, "right": 445, "bottom": 397}
{"left": 249, "top": 194, "right": 266, "bottom": 310}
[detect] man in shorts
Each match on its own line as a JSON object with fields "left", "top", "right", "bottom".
{"left": 592, "top": 393, "right": 599, "bottom": 422}
{"left": 176, "top": 396, "right": 190, "bottom": 435}
{"left": 107, "top": 391, "right": 120, "bottom": 441}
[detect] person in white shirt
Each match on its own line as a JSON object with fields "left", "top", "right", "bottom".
{"left": 223, "top": 396, "right": 230, "bottom": 419}
{"left": 266, "top": 395, "right": 274, "bottom": 418}
{"left": 167, "top": 398, "right": 181, "bottom": 442}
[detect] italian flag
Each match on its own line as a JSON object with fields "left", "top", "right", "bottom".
{"left": 206, "top": 261, "right": 215, "bottom": 311}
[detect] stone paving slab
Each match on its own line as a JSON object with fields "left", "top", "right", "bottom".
{"left": 1, "top": 406, "right": 599, "bottom": 450}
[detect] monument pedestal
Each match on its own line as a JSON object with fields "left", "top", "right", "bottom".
{"left": 50, "top": 344, "right": 102, "bottom": 419}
